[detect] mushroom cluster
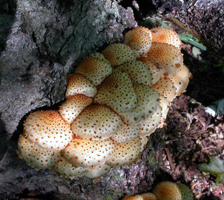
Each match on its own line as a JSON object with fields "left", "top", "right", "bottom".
{"left": 17, "top": 26, "right": 191, "bottom": 179}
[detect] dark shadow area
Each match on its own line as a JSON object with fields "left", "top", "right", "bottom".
{"left": 183, "top": 49, "right": 224, "bottom": 106}
{"left": 0, "top": 0, "right": 17, "bottom": 56}
{"left": 0, "top": 119, "right": 8, "bottom": 161}
{"left": 120, "top": 0, "right": 157, "bottom": 22}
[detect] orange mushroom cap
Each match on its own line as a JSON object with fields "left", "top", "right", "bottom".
{"left": 138, "top": 57, "right": 161, "bottom": 85}
{"left": 106, "top": 136, "right": 147, "bottom": 167}
{"left": 114, "top": 60, "right": 152, "bottom": 86}
{"left": 151, "top": 26, "right": 182, "bottom": 50}
{"left": 71, "top": 104, "right": 122, "bottom": 140}
{"left": 59, "top": 95, "right": 93, "bottom": 124}
{"left": 141, "top": 193, "right": 157, "bottom": 200}
{"left": 101, "top": 43, "right": 136, "bottom": 67}
{"left": 75, "top": 52, "right": 112, "bottom": 86}
{"left": 18, "top": 135, "right": 61, "bottom": 170}
{"left": 65, "top": 74, "right": 97, "bottom": 98}
{"left": 111, "top": 122, "right": 140, "bottom": 144}
{"left": 85, "top": 164, "right": 111, "bottom": 179}
{"left": 151, "top": 76, "right": 177, "bottom": 102}
{"left": 94, "top": 71, "right": 137, "bottom": 114}
{"left": 140, "top": 95, "right": 170, "bottom": 136}
{"left": 23, "top": 110, "right": 73, "bottom": 151}
{"left": 170, "top": 65, "right": 191, "bottom": 96}
{"left": 62, "top": 137, "right": 115, "bottom": 167}
{"left": 124, "top": 26, "right": 152, "bottom": 57}
{"left": 152, "top": 181, "right": 181, "bottom": 200}
{"left": 146, "top": 43, "right": 183, "bottom": 78}
{"left": 120, "top": 84, "right": 159, "bottom": 124}
{"left": 123, "top": 195, "right": 144, "bottom": 200}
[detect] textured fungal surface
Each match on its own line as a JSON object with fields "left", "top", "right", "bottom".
{"left": 23, "top": 110, "right": 73, "bottom": 150}
{"left": 124, "top": 26, "right": 152, "bottom": 57}
{"left": 17, "top": 26, "right": 190, "bottom": 180}
{"left": 66, "top": 74, "right": 97, "bottom": 98}
{"left": 94, "top": 71, "right": 138, "bottom": 114}
{"left": 101, "top": 43, "right": 136, "bottom": 66}
{"left": 18, "top": 135, "right": 61, "bottom": 169}
{"left": 151, "top": 27, "right": 182, "bottom": 50}
{"left": 146, "top": 43, "right": 183, "bottom": 77}
{"left": 72, "top": 105, "right": 122, "bottom": 140}
{"left": 75, "top": 53, "right": 112, "bottom": 86}
{"left": 59, "top": 95, "right": 93, "bottom": 124}
{"left": 62, "top": 137, "right": 115, "bottom": 167}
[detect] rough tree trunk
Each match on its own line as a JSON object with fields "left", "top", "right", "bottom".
{"left": 0, "top": 0, "right": 223, "bottom": 199}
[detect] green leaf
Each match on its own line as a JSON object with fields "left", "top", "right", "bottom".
{"left": 198, "top": 156, "right": 224, "bottom": 184}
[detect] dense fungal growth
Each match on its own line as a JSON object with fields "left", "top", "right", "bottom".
{"left": 17, "top": 26, "right": 191, "bottom": 179}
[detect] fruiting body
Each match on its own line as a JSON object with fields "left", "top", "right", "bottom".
{"left": 66, "top": 74, "right": 97, "bottom": 98}
{"left": 62, "top": 137, "right": 115, "bottom": 167}
{"left": 153, "top": 181, "right": 182, "bottom": 200}
{"left": 75, "top": 52, "right": 112, "bottom": 86}
{"left": 23, "top": 110, "right": 73, "bottom": 151}
{"left": 59, "top": 95, "right": 93, "bottom": 124}
{"left": 151, "top": 27, "right": 182, "bottom": 50}
{"left": 72, "top": 105, "right": 122, "bottom": 140}
{"left": 124, "top": 26, "right": 152, "bottom": 57}
{"left": 18, "top": 26, "right": 190, "bottom": 180}
{"left": 18, "top": 135, "right": 61, "bottom": 170}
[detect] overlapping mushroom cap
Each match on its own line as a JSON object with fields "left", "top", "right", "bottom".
{"left": 75, "top": 52, "right": 112, "bottom": 86}
{"left": 23, "top": 110, "right": 73, "bottom": 151}
{"left": 18, "top": 135, "right": 61, "bottom": 170}
{"left": 18, "top": 26, "right": 190, "bottom": 180}
{"left": 72, "top": 105, "right": 122, "bottom": 140}
{"left": 62, "top": 137, "right": 115, "bottom": 167}
{"left": 124, "top": 26, "right": 152, "bottom": 57}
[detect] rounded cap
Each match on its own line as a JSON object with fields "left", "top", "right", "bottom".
{"left": 141, "top": 193, "right": 157, "bottom": 200}
{"left": 18, "top": 135, "right": 61, "bottom": 170}
{"left": 140, "top": 94, "right": 170, "bottom": 136}
{"left": 101, "top": 43, "right": 136, "bottom": 66}
{"left": 106, "top": 136, "right": 148, "bottom": 167}
{"left": 153, "top": 181, "right": 181, "bottom": 200}
{"left": 123, "top": 195, "right": 144, "bottom": 200}
{"left": 151, "top": 27, "right": 182, "bottom": 50}
{"left": 151, "top": 77, "right": 177, "bottom": 102}
{"left": 24, "top": 110, "right": 73, "bottom": 150}
{"left": 53, "top": 156, "right": 88, "bottom": 179}
{"left": 114, "top": 60, "right": 152, "bottom": 86}
{"left": 62, "top": 137, "right": 115, "bottom": 167}
{"left": 124, "top": 26, "right": 152, "bottom": 57}
{"left": 140, "top": 105, "right": 162, "bottom": 136}
{"left": 94, "top": 71, "right": 137, "bottom": 114}
{"left": 89, "top": 52, "right": 111, "bottom": 65}
{"left": 59, "top": 95, "right": 93, "bottom": 124}
{"left": 138, "top": 57, "right": 161, "bottom": 85}
{"left": 170, "top": 65, "right": 191, "bottom": 96}
{"left": 146, "top": 43, "right": 183, "bottom": 77}
{"left": 112, "top": 122, "right": 140, "bottom": 144}
{"left": 72, "top": 105, "right": 122, "bottom": 140}
{"left": 120, "top": 84, "right": 159, "bottom": 124}
{"left": 66, "top": 74, "right": 97, "bottom": 98}
{"left": 75, "top": 53, "right": 112, "bottom": 86}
